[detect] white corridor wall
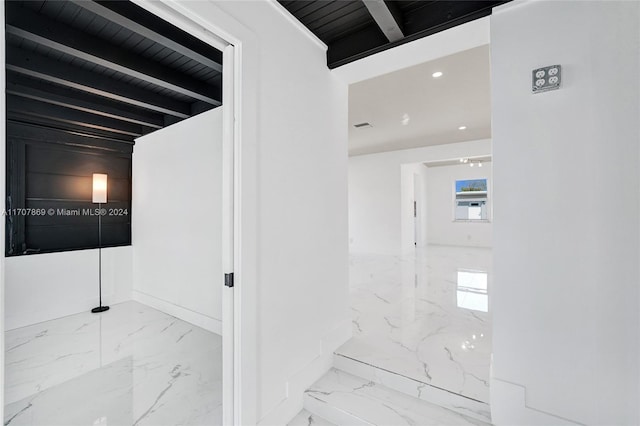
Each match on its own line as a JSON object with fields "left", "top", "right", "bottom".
{"left": 132, "top": 107, "right": 223, "bottom": 334}
{"left": 491, "top": 1, "right": 639, "bottom": 425}
{"left": 349, "top": 139, "right": 491, "bottom": 255}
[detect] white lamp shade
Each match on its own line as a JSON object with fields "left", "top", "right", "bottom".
{"left": 92, "top": 173, "right": 108, "bottom": 203}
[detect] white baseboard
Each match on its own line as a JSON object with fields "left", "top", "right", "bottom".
{"left": 258, "top": 318, "right": 353, "bottom": 426}
{"left": 491, "top": 378, "right": 582, "bottom": 426}
{"left": 132, "top": 290, "right": 222, "bottom": 335}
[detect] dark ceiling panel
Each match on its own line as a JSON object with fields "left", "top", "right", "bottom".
{"left": 316, "top": 7, "right": 375, "bottom": 41}
{"left": 402, "top": 1, "right": 500, "bottom": 34}
{"left": 40, "top": 0, "right": 66, "bottom": 20}
{"left": 6, "top": 0, "right": 223, "bottom": 150}
{"left": 6, "top": 45, "right": 192, "bottom": 118}
{"left": 312, "top": 2, "right": 369, "bottom": 37}
{"left": 5, "top": 4, "right": 221, "bottom": 106}
{"left": 327, "top": 23, "right": 388, "bottom": 67}
{"left": 397, "top": 1, "right": 436, "bottom": 15}
{"left": 293, "top": 1, "right": 340, "bottom": 20}
{"left": 7, "top": 95, "right": 145, "bottom": 138}
{"left": 7, "top": 111, "right": 135, "bottom": 143}
{"left": 89, "top": 1, "right": 222, "bottom": 69}
{"left": 278, "top": 0, "right": 509, "bottom": 68}
{"left": 7, "top": 73, "right": 164, "bottom": 129}
{"left": 305, "top": 1, "right": 361, "bottom": 29}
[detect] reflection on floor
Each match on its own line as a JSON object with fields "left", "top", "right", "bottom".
{"left": 337, "top": 245, "right": 492, "bottom": 403}
{"left": 4, "top": 301, "right": 222, "bottom": 426}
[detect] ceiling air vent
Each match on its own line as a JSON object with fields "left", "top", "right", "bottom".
{"left": 353, "top": 122, "right": 372, "bottom": 128}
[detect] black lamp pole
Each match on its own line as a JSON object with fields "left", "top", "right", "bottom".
{"left": 92, "top": 175, "right": 109, "bottom": 314}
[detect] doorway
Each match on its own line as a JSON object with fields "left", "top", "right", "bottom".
{"left": 1, "top": 2, "right": 238, "bottom": 424}
{"left": 339, "top": 40, "right": 494, "bottom": 421}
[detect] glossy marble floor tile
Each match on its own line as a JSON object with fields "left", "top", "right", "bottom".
{"left": 288, "top": 409, "right": 336, "bottom": 426}
{"left": 4, "top": 301, "right": 222, "bottom": 426}
{"left": 305, "top": 368, "right": 489, "bottom": 426}
{"left": 333, "top": 353, "right": 490, "bottom": 423}
{"left": 338, "top": 245, "right": 492, "bottom": 403}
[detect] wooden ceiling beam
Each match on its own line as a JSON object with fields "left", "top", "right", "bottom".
{"left": 7, "top": 74, "right": 164, "bottom": 130}
{"left": 70, "top": 0, "right": 222, "bottom": 73}
{"left": 6, "top": 46, "right": 192, "bottom": 119}
{"left": 7, "top": 95, "right": 144, "bottom": 138}
{"left": 6, "top": 3, "right": 220, "bottom": 106}
{"left": 362, "top": 0, "right": 404, "bottom": 42}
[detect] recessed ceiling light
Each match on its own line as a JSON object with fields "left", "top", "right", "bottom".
{"left": 401, "top": 113, "right": 410, "bottom": 126}
{"left": 458, "top": 126, "right": 467, "bottom": 130}
{"left": 432, "top": 71, "right": 443, "bottom": 78}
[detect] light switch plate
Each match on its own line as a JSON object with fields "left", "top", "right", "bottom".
{"left": 532, "top": 65, "right": 561, "bottom": 94}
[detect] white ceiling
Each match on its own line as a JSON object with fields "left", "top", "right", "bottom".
{"left": 348, "top": 45, "right": 491, "bottom": 156}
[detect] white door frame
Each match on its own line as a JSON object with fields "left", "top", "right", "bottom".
{"left": 0, "top": 1, "right": 6, "bottom": 423}
{"left": 133, "top": 0, "right": 260, "bottom": 425}
{"left": 130, "top": 2, "right": 259, "bottom": 424}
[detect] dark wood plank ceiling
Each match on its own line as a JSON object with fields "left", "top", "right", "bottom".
{"left": 278, "top": 0, "right": 509, "bottom": 68}
{"left": 5, "top": 0, "right": 223, "bottom": 144}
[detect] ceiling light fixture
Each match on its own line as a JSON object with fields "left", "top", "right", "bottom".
{"left": 401, "top": 113, "right": 410, "bottom": 126}
{"left": 432, "top": 71, "right": 443, "bottom": 78}
{"left": 465, "top": 159, "right": 483, "bottom": 168}
{"left": 458, "top": 126, "right": 467, "bottom": 130}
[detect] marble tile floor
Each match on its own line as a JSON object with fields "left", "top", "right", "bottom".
{"left": 4, "top": 301, "right": 222, "bottom": 426}
{"left": 303, "top": 368, "right": 489, "bottom": 426}
{"left": 332, "top": 353, "right": 490, "bottom": 423}
{"left": 338, "top": 245, "right": 492, "bottom": 404}
{"left": 288, "top": 409, "right": 336, "bottom": 426}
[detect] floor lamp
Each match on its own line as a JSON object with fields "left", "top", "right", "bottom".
{"left": 91, "top": 173, "right": 109, "bottom": 313}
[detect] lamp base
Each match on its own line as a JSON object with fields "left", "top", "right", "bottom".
{"left": 91, "top": 306, "right": 110, "bottom": 313}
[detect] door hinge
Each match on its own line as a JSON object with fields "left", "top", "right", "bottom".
{"left": 225, "top": 272, "right": 234, "bottom": 288}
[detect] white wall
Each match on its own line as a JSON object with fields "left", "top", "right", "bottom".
{"left": 132, "top": 108, "right": 223, "bottom": 334}
{"left": 491, "top": 2, "right": 639, "bottom": 425}
{"left": 349, "top": 139, "right": 491, "bottom": 255}
{"left": 138, "top": 3, "right": 352, "bottom": 421}
{"left": 197, "top": 3, "right": 350, "bottom": 423}
{"left": 5, "top": 247, "right": 132, "bottom": 331}
{"left": 425, "top": 162, "right": 492, "bottom": 247}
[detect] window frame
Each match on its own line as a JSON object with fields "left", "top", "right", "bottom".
{"left": 453, "top": 177, "right": 491, "bottom": 223}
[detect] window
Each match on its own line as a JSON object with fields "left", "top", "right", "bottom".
{"left": 6, "top": 123, "right": 132, "bottom": 256}
{"left": 455, "top": 179, "right": 488, "bottom": 221}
